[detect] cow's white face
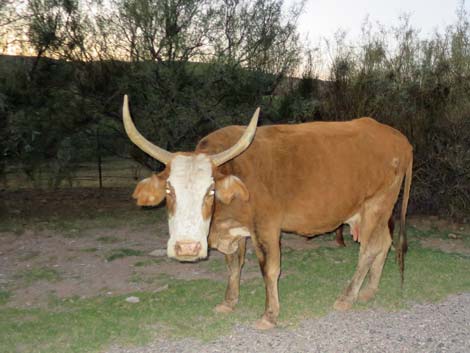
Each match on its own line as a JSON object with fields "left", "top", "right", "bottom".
{"left": 166, "top": 154, "right": 214, "bottom": 260}
{"left": 132, "top": 153, "right": 251, "bottom": 262}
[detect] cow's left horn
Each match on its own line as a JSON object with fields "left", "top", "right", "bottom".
{"left": 122, "top": 95, "right": 174, "bottom": 165}
{"left": 211, "top": 107, "right": 260, "bottom": 166}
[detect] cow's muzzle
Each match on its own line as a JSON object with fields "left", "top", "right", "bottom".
{"left": 174, "top": 240, "right": 202, "bottom": 259}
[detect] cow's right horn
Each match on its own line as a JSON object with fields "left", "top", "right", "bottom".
{"left": 211, "top": 107, "right": 259, "bottom": 166}
{"left": 122, "top": 95, "right": 174, "bottom": 165}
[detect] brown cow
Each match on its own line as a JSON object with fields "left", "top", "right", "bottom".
{"left": 123, "top": 95, "right": 413, "bottom": 330}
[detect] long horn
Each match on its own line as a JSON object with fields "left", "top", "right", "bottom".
{"left": 122, "top": 95, "right": 173, "bottom": 165}
{"left": 211, "top": 107, "right": 260, "bottom": 166}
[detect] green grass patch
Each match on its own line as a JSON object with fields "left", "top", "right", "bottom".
{"left": 205, "top": 257, "right": 226, "bottom": 273}
{"left": 106, "top": 248, "right": 145, "bottom": 262}
{"left": 0, "top": 206, "right": 166, "bottom": 235}
{"left": 133, "top": 258, "right": 164, "bottom": 267}
{"left": 81, "top": 247, "right": 98, "bottom": 253}
{"left": 96, "top": 236, "right": 120, "bottom": 243}
{"left": 1, "top": 232, "right": 469, "bottom": 353}
{"left": 13, "top": 267, "right": 61, "bottom": 285}
{"left": 0, "top": 291, "right": 11, "bottom": 305}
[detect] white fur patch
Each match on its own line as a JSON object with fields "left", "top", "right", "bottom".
{"left": 229, "top": 226, "right": 251, "bottom": 237}
{"left": 166, "top": 154, "right": 213, "bottom": 258}
{"left": 345, "top": 213, "right": 361, "bottom": 235}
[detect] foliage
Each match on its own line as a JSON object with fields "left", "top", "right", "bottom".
{"left": 0, "top": 1, "right": 469, "bottom": 216}
{"left": 1, "top": 0, "right": 303, "bottom": 176}
{"left": 283, "top": 9, "right": 470, "bottom": 218}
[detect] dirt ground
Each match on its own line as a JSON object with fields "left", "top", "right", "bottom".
{"left": 0, "top": 188, "right": 469, "bottom": 308}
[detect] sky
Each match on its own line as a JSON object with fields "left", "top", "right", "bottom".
{"left": 290, "top": 0, "right": 469, "bottom": 44}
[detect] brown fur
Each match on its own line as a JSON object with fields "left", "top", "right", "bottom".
{"left": 197, "top": 117, "right": 413, "bottom": 327}
{"left": 215, "top": 174, "right": 250, "bottom": 205}
{"left": 132, "top": 174, "right": 166, "bottom": 207}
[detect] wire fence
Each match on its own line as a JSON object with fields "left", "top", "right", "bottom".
{"left": 2, "top": 158, "right": 152, "bottom": 190}
{"left": 2, "top": 130, "right": 154, "bottom": 190}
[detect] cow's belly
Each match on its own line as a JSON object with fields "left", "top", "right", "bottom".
{"left": 280, "top": 200, "right": 360, "bottom": 236}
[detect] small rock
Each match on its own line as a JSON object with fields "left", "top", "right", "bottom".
{"left": 149, "top": 249, "right": 166, "bottom": 257}
{"left": 125, "top": 296, "right": 140, "bottom": 303}
{"left": 154, "top": 284, "right": 169, "bottom": 293}
{"left": 448, "top": 233, "right": 460, "bottom": 239}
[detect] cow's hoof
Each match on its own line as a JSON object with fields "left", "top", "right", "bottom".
{"left": 214, "top": 303, "right": 234, "bottom": 313}
{"left": 358, "top": 288, "right": 377, "bottom": 302}
{"left": 254, "top": 317, "right": 276, "bottom": 330}
{"left": 333, "top": 298, "right": 353, "bottom": 311}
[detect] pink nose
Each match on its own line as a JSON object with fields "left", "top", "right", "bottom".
{"left": 175, "top": 241, "right": 202, "bottom": 257}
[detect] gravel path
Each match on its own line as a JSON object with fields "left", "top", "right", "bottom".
{"left": 108, "top": 292, "right": 470, "bottom": 353}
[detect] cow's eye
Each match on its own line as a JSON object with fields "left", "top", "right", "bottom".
{"left": 165, "top": 182, "right": 174, "bottom": 197}
{"left": 208, "top": 190, "right": 215, "bottom": 196}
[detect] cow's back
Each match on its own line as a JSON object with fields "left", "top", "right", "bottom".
{"left": 197, "top": 118, "right": 412, "bottom": 234}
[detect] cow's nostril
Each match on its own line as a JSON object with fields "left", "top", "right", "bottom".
{"left": 175, "top": 241, "right": 202, "bottom": 257}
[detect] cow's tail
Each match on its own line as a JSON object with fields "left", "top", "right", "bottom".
{"left": 396, "top": 155, "right": 413, "bottom": 286}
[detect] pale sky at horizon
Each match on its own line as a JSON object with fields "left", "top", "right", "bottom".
{"left": 290, "top": 0, "right": 470, "bottom": 44}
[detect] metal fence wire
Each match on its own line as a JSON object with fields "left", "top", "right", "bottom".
{"left": 3, "top": 129, "right": 153, "bottom": 190}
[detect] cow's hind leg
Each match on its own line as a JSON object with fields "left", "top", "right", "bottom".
{"left": 358, "top": 225, "right": 392, "bottom": 302}
{"left": 333, "top": 206, "right": 387, "bottom": 311}
{"left": 335, "top": 225, "right": 346, "bottom": 247}
{"left": 333, "top": 242, "right": 375, "bottom": 311}
{"left": 215, "top": 237, "right": 247, "bottom": 313}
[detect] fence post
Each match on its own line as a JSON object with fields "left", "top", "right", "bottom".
{"left": 96, "top": 127, "right": 103, "bottom": 189}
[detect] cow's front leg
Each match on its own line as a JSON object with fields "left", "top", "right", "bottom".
{"left": 215, "top": 237, "right": 247, "bottom": 313}
{"left": 251, "top": 230, "right": 281, "bottom": 330}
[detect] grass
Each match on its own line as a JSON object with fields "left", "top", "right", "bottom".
{"left": 56, "top": 208, "right": 165, "bottom": 234}
{"left": 96, "top": 236, "right": 121, "bottom": 243}
{"left": 0, "top": 291, "right": 10, "bottom": 305}
{"left": 81, "top": 247, "right": 98, "bottom": 253}
{"left": 0, "top": 233, "right": 469, "bottom": 353}
{"left": 133, "top": 258, "right": 164, "bottom": 267}
{"left": 0, "top": 204, "right": 167, "bottom": 236}
{"left": 205, "top": 257, "right": 227, "bottom": 273}
{"left": 106, "top": 248, "right": 145, "bottom": 262}
{"left": 13, "top": 267, "right": 61, "bottom": 285}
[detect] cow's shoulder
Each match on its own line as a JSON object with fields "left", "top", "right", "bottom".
{"left": 196, "top": 125, "right": 245, "bottom": 155}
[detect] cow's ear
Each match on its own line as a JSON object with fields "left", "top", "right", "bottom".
{"left": 215, "top": 175, "right": 249, "bottom": 204}
{"left": 132, "top": 173, "right": 166, "bottom": 206}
